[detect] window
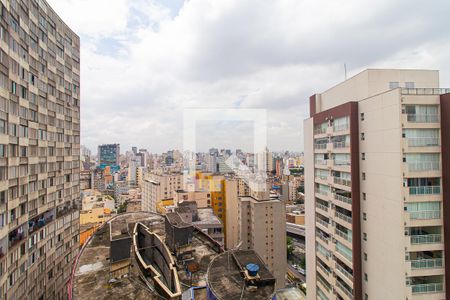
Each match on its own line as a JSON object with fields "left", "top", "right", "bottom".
{"left": 364, "top": 252, "right": 367, "bottom": 261}
{"left": 362, "top": 153, "right": 366, "bottom": 160}
{"left": 364, "top": 273, "right": 368, "bottom": 282}
{"left": 363, "top": 192, "right": 366, "bottom": 200}
{"left": 389, "top": 81, "right": 399, "bottom": 89}
{"left": 405, "top": 82, "right": 415, "bottom": 89}
{"left": 360, "top": 112, "right": 365, "bottom": 121}
{"left": 362, "top": 173, "right": 366, "bottom": 180}
{"left": 363, "top": 233, "right": 367, "bottom": 241}
{"left": 0, "top": 144, "right": 5, "bottom": 157}
{"left": 361, "top": 133, "right": 365, "bottom": 141}
{"left": 363, "top": 212, "right": 367, "bottom": 221}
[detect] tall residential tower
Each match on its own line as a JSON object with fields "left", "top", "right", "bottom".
{"left": 304, "top": 69, "right": 448, "bottom": 300}
{"left": 0, "top": 0, "right": 80, "bottom": 299}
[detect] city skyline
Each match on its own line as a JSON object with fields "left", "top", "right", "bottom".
{"left": 47, "top": 0, "right": 450, "bottom": 152}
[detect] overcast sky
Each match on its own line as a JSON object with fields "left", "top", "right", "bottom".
{"left": 47, "top": 0, "right": 450, "bottom": 154}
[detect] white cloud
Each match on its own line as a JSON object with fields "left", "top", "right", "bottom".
{"left": 47, "top": 0, "right": 450, "bottom": 153}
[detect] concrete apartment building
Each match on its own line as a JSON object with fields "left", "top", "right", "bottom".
{"left": 98, "top": 144, "right": 120, "bottom": 167}
{"left": 0, "top": 0, "right": 80, "bottom": 299}
{"left": 142, "top": 172, "right": 183, "bottom": 212}
{"left": 238, "top": 189, "right": 287, "bottom": 289}
{"left": 304, "top": 69, "right": 449, "bottom": 300}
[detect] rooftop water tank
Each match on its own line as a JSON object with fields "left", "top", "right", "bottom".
{"left": 246, "top": 263, "right": 260, "bottom": 277}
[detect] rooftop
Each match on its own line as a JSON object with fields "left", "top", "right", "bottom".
{"left": 206, "top": 250, "right": 276, "bottom": 300}
{"left": 195, "top": 208, "right": 222, "bottom": 225}
{"left": 72, "top": 212, "right": 222, "bottom": 300}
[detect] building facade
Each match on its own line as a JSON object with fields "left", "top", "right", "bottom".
{"left": 304, "top": 69, "right": 448, "bottom": 300}
{"left": 238, "top": 191, "right": 286, "bottom": 289}
{"left": 142, "top": 172, "right": 183, "bottom": 212}
{"left": 98, "top": 144, "right": 120, "bottom": 167}
{"left": 0, "top": 0, "right": 80, "bottom": 299}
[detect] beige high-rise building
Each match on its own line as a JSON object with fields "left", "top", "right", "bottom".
{"left": 0, "top": 1, "right": 80, "bottom": 299}
{"left": 304, "top": 69, "right": 449, "bottom": 300}
{"left": 238, "top": 189, "right": 286, "bottom": 289}
{"left": 142, "top": 172, "right": 183, "bottom": 212}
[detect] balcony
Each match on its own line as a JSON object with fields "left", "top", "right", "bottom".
{"left": 409, "top": 186, "right": 440, "bottom": 196}
{"left": 315, "top": 143, "right": 327, "bottom": 150}
{"left": 336, "top": 263, "right": 353, "bottom": 281}
{"left": 407, "top": 137, "right": 439, "bottom": 147}
{"left": 314, "top": 127, "right": 327, "bottom": 135}
{"left": 401, "top": 88, "right": 450, "bottom": 95}
{"left": 411, "top": 234, "right": 441, "bottom": 245}
{"left": 316, "top": 232, "right": 330, "bottom": 244}
{"left": 335, "top": 211, "right": 352, "bottom": 224}
{"left": 408, "top": 210, "right": 440, "bottom": 220}
{"left": 335, "top": 279, "right": 353, "bottom": 299}
{"left": 411, "top": 283, "right": 443, "bottom": 294}
{"left": 407, "top": 162, "right": 440, "bottom": 172}
{"left": 316, "top": 202, "right": 329, "bottom": 212}
{"left": 410, "top": 258, "right": 443, "bottom": 270}
{"left": 333, "top": 124, "right": 349, "bottom": 133}
{"left": 316, "top": 218, "right": 329, "bottom": 229}
{"left": 334, "top": 193, "right": 352, "bottom": 205}
{"left": 335, "top": 228, "right": 352, "bottom": 243}
{"left": 406, "top": 114, "right": 439, "bottom": 123}
{"left": 332, "top": 141, "right": 349, "bottom": 149}
{"left": 334, "top": 177, "right": 351, "bottom": 187}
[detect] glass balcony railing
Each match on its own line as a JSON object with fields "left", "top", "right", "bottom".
{"left": 334, "top": 177, "right": 351, "bottom": 187}
{"left": 335, "top": 228, "right": 352, "bottom": 242}
{"left": 336, "top": 280, "right": 353, "bottom": 299}
{"left": 401, "top": 88, "right": 450, "bottom": 95}
{"left": 314, "top": 128, "right": 327, "bottom": 135}
{"left": 406, "top": 114, "right": 439, "bottom": 123}
{"left": 333, "top": 141, "right": 349, "bottom": 149}
{"left": 408, "top": 162, "right": 440, "bottom": 172}
{"left": 315, "top": 143, "right": 327, "bottom": 150}
{"left": 334, "top": 160, "right": 350, "bottom": 166}
{"left": 408, "top": 210, "right": 440, "bottom": 220}
{"left": 407, "top": 137, "right": 440, "bottom": 147}
{"left": 335, "top": 212, "right": 352, "bottom": 224}
{"left": 334, "top": 194, "right": 352, "bottom": 205}
{"left": 410, "top": 234, "right": 441, "bottom": 244}
{"left": 315, "top": 159, "right": 327, "bottom": 166}
{"left": 317, "top": 218, "right": 329, "bottom": 228}
{"left": 409, "top": 186, "right": 440, "bottom": 195}
{"left": 317, "top": 262, "right": 331, "bottom": 275}
{"left": 316, "top": 203, "right": 329, "bottom": 212}
{"left": 336, "top": 263, "right": 353, "bottom": 281}
{"left": 410, "top": 258, "right": 443, "bottom": 269}
{"left": 333, "top": 124, "right": 349, "bottom": 132}
{"left": 316, "top": 232, "right": 330, "bottom": 243}
{"left": 411, "top": 283, "right": 444, "bottom": 294}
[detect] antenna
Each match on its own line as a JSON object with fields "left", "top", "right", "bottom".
{"left": 344, "top": 64, "right": 347, "bottom": 80}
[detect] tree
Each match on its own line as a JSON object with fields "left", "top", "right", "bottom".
{"left": 287, "top": 236, "right": 294, "bottom": 257}
{"left": 117, "top": 203, "right": 127, "bottom": 214}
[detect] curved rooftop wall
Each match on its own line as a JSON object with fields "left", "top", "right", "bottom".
{"left": 133, "top": 222, "right": 182, "bottom": 299}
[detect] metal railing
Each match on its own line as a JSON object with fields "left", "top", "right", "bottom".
{"left": 334, "top": 177, "right": 351, "bottom": 187}
{"left": 317, "top": 189, "right": 329, "bottom": 197}
{"left": 316, "top": 203, "right": 329, "bottom": 212}
{"left": 314, "top": 128, "right": 327, "bottom": 135}
{"left": 409, "top": 186, "right": 440, "bottom": 195}
{"left": 336, "top": 280, "right": 353, "bottom": 299}
{"left": 401, "top": 88, "right": 450, "bottom": 95}
{"left": 335, "top": 212, "right": 352, "bottom": 224}
{"left": 335, "top": 228, "right": 352, "bottom": 242}
{"left": 315, "top": 143, "right": 327, "bottom": 149}
{"left": 333, "top": 124, "right": 349, "bottom": 132}
{"left": 410, "top": 234, "right": 441, "bottom": 244}
{"left": 315, "top": 159, "right": 327, "bottom": 165}
{"left": 317, "top": 218, "right": 329, "bottom": 228}
{"left": 317, "top": 262, "right": 331, "bottom": 275}
{"left": 333, "top": 141, "right": 349, "bottom": 149}
{"left": 408, "top": 161, "right": 440, "bottom": 172}
{"left": 410, "top": 258, "right": 443, "bottom": 269}
{"left": 411, "top": 282, "right": 444, "bottom": 294}
{"left": 316, "top": 232, "right": 330, "bottom": 243}
{"left": 336, "top": 263, "right": 353, "bottom": 281}
{"left": 406, "top": 114, "right": 439, "bottom": 123}
{"left": 334, "top": 194, "right": 352, "bottom": 205}
{"left": 407, "top": 137, "right": 439, "bottom": 147}
{"left": 408, "top": 210, "right": 440, "bottom": 220}
{"left": 334, "top": 160, "right": 351, "bottom": 166}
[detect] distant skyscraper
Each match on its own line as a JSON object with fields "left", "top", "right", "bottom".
{"left": 98, "top": 144, "right": 120, "bottom": 167}
{"left": 0, "top": 1, "right": 81, "bottom": 299}
{"left": 304, "top": 69, "right": 448, "bottom": 300}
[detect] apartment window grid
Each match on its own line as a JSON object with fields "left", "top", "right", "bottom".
{"left": 0, "top": 1, "right": 80, "bottom": 299}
